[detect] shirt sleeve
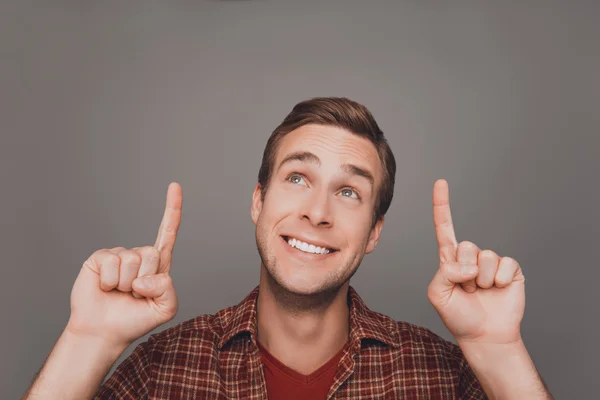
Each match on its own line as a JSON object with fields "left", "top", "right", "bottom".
{"left": 457, "top": 351, "right": 489, "bottom": 400}
{"left": 92, "top": 337, "right": 154, "bottom": 400}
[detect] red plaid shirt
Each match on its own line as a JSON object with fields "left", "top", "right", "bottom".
{"left": 94, "top": 286, "right": 487, "bottom": 399}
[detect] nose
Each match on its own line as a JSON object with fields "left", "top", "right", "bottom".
{"left": 300, "top": 189, "right": 333, "bottom": 228}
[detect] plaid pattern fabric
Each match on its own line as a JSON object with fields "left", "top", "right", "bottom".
{"left": 94, "top": 286, "right": 487, "bottom": 399}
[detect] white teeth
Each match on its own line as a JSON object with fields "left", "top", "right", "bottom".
{"left": 285, "top": 237, "right": 333, "bottom": 255}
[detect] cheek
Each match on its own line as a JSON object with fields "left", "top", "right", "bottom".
{"left": 337, "top": 210, "right": 373, "bottom": 244}
{"left": 261, "top": 188, "right": 300, "bottom": 221}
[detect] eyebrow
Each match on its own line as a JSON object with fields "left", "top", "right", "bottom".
{"left": 278, "top": 151, "right": 321, "bottom": 169}
{"left": 277, "top": 151, "right": 375, "bottom": 188}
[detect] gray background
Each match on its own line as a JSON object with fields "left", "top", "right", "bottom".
{"left": 2, "top": 1, "right": 598, "bottom": 398}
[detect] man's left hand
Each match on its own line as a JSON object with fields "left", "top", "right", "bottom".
{"left": 428, "top": 179, "right": 525, "bottom": 345}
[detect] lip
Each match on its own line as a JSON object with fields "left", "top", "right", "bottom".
{"left": 280, "top": 235, "right": 339, "bottom": 259}
{"left": 279, "top": 234, "right": 339, "bottom": 252}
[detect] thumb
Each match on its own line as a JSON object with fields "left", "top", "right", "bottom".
{"left": 428, "top": 262, "right": 478, "bottom": 305}
{"left": 132, "top": 274, "right": 178, "bottom": 317}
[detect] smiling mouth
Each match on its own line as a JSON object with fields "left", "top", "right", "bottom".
{"left": 281, "top": 236, "right": 339, "bottom": 255}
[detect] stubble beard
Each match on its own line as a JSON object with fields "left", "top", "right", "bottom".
{"left": 254, "top": 226, "right": 364, "bottom": 314}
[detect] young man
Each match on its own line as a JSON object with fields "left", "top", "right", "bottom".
{"left": 24, "top": 98, "right": 552, "bottom": 399}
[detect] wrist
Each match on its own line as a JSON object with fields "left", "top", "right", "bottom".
{"left": 63, "top": 325, "right": 129, "bottom": 361}
{"left": 25, "top": 326, "right": 130, "bottom": 399}
{"left": 457, "top": 335, "right": 525, "bottom": 352}
{"left": 457, "top": 338, "right": 549, "bottom": 400}
{"left": 65, "top": 320, "right": 131, "bottom": 355}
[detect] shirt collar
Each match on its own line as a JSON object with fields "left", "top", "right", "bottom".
{"left": 217, "top": 286, "right": 260, "bottom": 349}
{"left": 347, "top": 286, "right": 400, "bottom": 349}
{"left": 217, "top": 285, "right": 399, "bottom": 350}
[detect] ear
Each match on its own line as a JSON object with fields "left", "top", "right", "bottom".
{"left": 365, "top": 216, "right": 384, "bottom": 254}
{"left": 250, "top": 183, "right": 263, "bottom": 225}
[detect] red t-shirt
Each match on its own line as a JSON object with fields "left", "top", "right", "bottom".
{"left": 257, "top": 341, "right": 347, "bottom": 400}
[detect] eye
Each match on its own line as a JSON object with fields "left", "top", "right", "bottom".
{"left": 288, "top": 173, "right": 307, "bottom": 186}
{"left": 340, "top": 188, "right": 359, "bottom": 199}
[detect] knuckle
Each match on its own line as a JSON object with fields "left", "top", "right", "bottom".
{"left": 84, "top": 253, "right": 99, "bottom": 270}
{"left": 91, "top": 248, "right": 109, "bottom": 259}
{"left": 104, "top": 253, "right": 120, "bottom": 266}
{"left": 91, "top": 249, "right": 105, "bottom": 257}
{"left": 459, "top": 240, "right": 477, "bottom": 249}
{"left": 501, "top": 256, "right": 518, "bottom": 267}
{"left": 122, "top": 251, "right": 142, "bottom": 265}
{"left": 479, "top": 249, "right": 498, "bottom": 259}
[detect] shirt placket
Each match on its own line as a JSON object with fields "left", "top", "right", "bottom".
{"left": 326, "top": 342, "right": 359, "bottom": 400}
{"left": 245, "top": 337, "right": 269, "bottom": 400}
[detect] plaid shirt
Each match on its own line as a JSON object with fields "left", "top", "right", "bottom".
{"left": 94, "top": 286, "right": 487, "bottom": 399}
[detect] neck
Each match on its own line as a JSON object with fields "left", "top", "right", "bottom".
{"left": 256, "top": 265, "right": 350, "bottom": 375}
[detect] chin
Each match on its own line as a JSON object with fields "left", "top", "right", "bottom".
{"left": 264, "top": 262, "right": 345, "bottom": 297}
{"left": 256, "top": 229, "right": 354, "bottom": 298}
{"left": 277, "top": 279, "right": 326, "bottom": 297}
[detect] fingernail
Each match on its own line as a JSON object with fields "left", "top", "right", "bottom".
{"left": 464, "top": 284, "right": 477, "bottom": 293}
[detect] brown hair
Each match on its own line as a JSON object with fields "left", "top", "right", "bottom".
{"left": 258, "top": 97, "right": 396, "bottom": 226}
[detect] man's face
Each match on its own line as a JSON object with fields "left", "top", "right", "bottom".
{"left": 251, "top": 124, "right": 385, "bottom": 296}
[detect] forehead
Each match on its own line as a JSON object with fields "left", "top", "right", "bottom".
{"left": 275, "top": 124, "right": 382, "bottom": 175}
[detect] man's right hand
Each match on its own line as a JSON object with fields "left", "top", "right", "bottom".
{"left": 66, "top": 182, "right": 183, "bottom": 348}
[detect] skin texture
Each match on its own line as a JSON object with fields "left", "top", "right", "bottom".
{"left": 428, "top": 179, "right": 551, "bottom": 398}
{"left": 428, "top": 179, "right": 525, "bottom": 344}
{"left": 250, "top": 124, "right": 386, "bottom": 374}
{"left": 251, "top": 124, "right": 384, "bottom": 304}
{"left": 67, "top": 183, "right": 182, "bottom": 347}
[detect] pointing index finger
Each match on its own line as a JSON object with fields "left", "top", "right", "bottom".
{"left": 433, "top": 179, "right": 458, "bottom": 263}
{"left": 154, "top": 182, "right": 183, "bottom": 273}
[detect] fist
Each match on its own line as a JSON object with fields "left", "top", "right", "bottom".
{"left": 66, "top": 183, "right": 182, "bottom": 347}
